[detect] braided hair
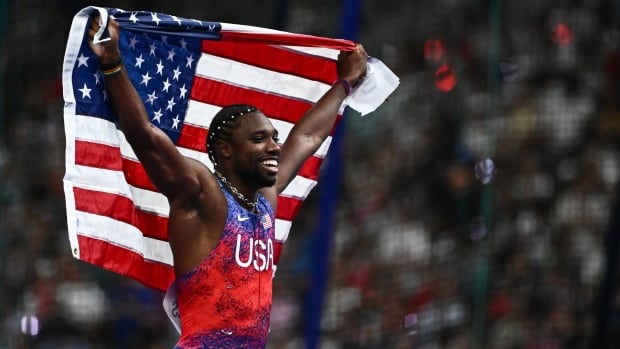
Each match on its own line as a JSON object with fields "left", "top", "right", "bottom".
{"left": 207, "top": 104, "right": 260, "bottom": 167}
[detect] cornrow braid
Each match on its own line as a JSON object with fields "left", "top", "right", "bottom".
{"left": 207, "top": 104, "right": 260, "bottom": 167}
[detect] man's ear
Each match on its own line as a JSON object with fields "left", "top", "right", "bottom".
{"left": 217, "top": 140, "right": 232, "bottom": 160}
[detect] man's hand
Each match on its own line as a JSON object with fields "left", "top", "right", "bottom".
{"left": 87, "top": 15, "right": 122, "bottom": 65}
{"left": 337, "top": 44, "right": 369, "bottom": 87}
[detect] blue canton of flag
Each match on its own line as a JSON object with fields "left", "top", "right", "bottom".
{"left": 71, "top": 9, "right": 221, "bottom": 143}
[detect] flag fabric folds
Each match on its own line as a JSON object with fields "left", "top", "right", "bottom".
{"left": 62, "top": 6, "right": 357, "bottom": 292}
{"left": 63, "top": 6, "right": 395, "bottom": 292}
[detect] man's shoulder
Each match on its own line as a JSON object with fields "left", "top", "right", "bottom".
{"left": 257, "top": 186, "right": 278, "bottom": 210}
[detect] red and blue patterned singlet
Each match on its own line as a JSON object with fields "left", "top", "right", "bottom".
{"left": 173, "top": 181, "right": 275, "bottom": 349}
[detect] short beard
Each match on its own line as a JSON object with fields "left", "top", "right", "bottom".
{"left": 256, "top": 173, "right": 276, "bottom": 188}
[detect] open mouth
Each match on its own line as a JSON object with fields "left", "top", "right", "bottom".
{"left": 261, "top": 159, "right": 279, "bottom": 174}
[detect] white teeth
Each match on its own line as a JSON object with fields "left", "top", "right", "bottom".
{"left": 262, "top": 160, "right": 278, "bottom": 167}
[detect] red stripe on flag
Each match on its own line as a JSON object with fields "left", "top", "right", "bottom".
{"left": 298, "top": 156, "right": 323, "bottom": 180}
{"left": 121, "top": 157, "right": 158, "bottom": 192}
{"left": 276, "top": 196, "right": 304, "bottom": 221}
{"left": 74, "top": 140, "right": 158, "bottom": 191}
{"left": 177, "top": 123, "right": 208, "bottom": 153}
{"left": 77, "top": 235, "right": 174, "bottom": 291}
{"left": 219, "top": 31, "right": 356, "bottom": 52}
{"left": 75, "top": 140, "right": 123, "bottom": 171}
{"left": 202, "top": 40, "right": 339, "bottom": 85}
{"left": 74, "top": 187, "right": 169, "bottom": 241}
{"left": 190, "top": 77, "right": 313, "bottom": 124}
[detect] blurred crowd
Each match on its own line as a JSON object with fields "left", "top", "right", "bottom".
{"left": 2, "top": 0, "right": 620, "bottom": 348}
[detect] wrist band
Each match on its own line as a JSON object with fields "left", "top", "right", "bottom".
{"left": 334, "top": 78, "right": 351, "bottom": 96}
{"left": 100, "top": 56, "right": 123, "bottom": 76}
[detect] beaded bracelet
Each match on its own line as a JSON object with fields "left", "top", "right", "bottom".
{"left": 334, "top": 78, "right": 351, "bottom": 96}
{"left": 100, "top": 56, "right": 124, "bottom": 76}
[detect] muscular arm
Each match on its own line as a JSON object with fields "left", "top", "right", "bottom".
{"left": 89, "top": 18, "right": 201, "bottom": 203}
{"left": 271, "top": 46, "right": 368, "bottom": 196}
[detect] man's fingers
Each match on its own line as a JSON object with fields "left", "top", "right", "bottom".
{"left": 356, "top": 44, "right": 367, "bottom": 55}
{"left": 358, "top": 46, "right": 368, "bottom": 58}
{"left": 91, "top": 14, "right": 99, "bottom": 29}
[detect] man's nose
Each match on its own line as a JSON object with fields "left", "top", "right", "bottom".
{"left": 268, "top": 138, "right": 281, "bottom": 153}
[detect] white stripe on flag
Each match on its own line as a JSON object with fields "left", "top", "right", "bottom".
{"left": 70, "top": 114, "right": 212, "bottom": 167}
{"left": 196, "top": 53, "right": 330, "bottom": 103}
{"left": 274, "top": 218, "right": 292, "bottom": 242}
{"left": 280, "top": 46, "right": 340, "bottom": 59}
{"left": 72, "top": 166, "right": 170, "bottom": 216}
{"left": 220, "top": 23, "right": 290, "bottom": 34}
{"left": 119, "top": 133, "right": 213, "bottom": 169}
{"left": 76, "top": 211, "right": 173, "bottom": 265}
{"left": 74, "top": 114, "right": 120, "bottom": 146}
{"left": 184, "top": 100, "right": 221, "bottom": 127}
{"left": 280, "top": 175, "right": 318, "bottom": 200}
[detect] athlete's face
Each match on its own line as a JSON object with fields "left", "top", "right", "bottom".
{"left": 230, "top": 112, "right": 281, "bottom": 188}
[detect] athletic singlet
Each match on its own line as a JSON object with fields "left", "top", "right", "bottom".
{"left": 173, "top": 180, "right": 275, "bottom": 349}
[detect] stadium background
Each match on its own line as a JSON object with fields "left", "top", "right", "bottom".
{"left": 2, "top": 0, "right": 620, "bottom": 348}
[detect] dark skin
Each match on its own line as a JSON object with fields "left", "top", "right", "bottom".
{"left": 88, "top": 16, "right": 368, "bottom": 276}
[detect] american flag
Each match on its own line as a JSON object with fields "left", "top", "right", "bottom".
{"left": 261, "top": 214, "right": 273, "bottom": 230}
{"left": 62, "top": 6, "right": 363, "bottom": 292}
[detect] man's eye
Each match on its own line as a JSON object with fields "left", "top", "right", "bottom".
{"left": 273, "top": 136, "right": 280, "bottom": 143}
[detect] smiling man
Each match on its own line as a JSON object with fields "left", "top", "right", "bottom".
{"left": 87, "top": 14, "right": 368, "bottom": 349}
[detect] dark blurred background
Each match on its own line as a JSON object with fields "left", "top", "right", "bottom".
{"left": 2, "top": 0, "right": 620, "bottom": 348}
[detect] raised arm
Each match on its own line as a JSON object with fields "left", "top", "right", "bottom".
{"left": 272, "top": 45, "right": 368, "bottom": 194}
{"left": 88, "top": 17, "right": 201, "bottom": 202}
